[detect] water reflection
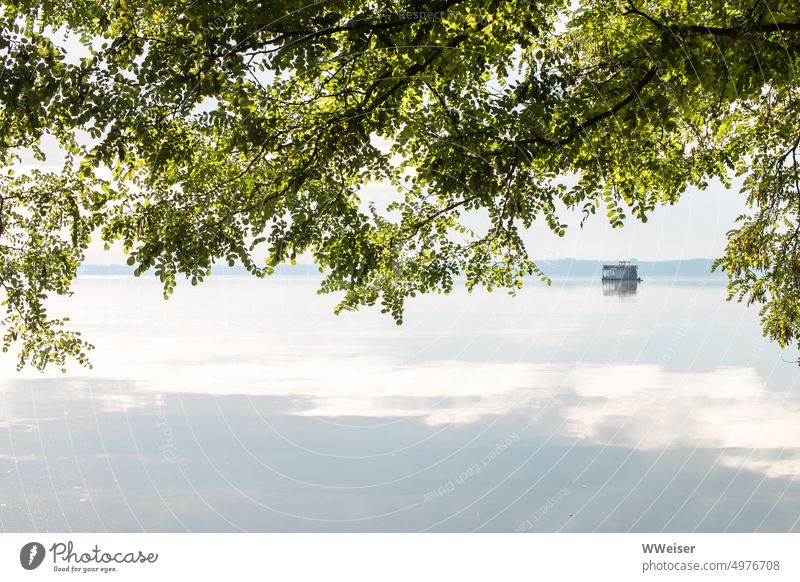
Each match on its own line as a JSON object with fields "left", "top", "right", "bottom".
{"left": 0, "top": 277, "right": 798, "bottom": 532}
{"left": 602, "top": 279, "right": 638, "bottom": 297}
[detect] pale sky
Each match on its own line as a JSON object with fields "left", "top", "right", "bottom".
{"left": 83, "top": 178, "right": 745, "bottom": 264}
{"left": 356, "top": 177, "right": 746, "bottom": 263}
{"left": 19, "top": 133, "right": 746, "bottom": 265}
{"left": 528, "top": 178, "right": 747, "bottom": 261}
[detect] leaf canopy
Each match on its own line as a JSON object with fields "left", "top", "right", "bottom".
{"left": 1, "top": 0, "right": 800, "bottom": 368}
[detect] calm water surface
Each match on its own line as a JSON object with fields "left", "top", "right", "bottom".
{"left": 1, "top": 276, "right": 799, "bottom": 532}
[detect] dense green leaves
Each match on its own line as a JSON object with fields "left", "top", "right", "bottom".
{"left": 1, "top": 0, "right": 800, "bottom": 369}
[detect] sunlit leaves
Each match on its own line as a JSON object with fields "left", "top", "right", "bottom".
{"left": 1, "top": 0, "right": 800, "bottom": 368}
{"left": 0, "top": 171, "right": 99, "bottom": 369}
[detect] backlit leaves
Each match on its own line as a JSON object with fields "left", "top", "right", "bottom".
{"left": 1, "top": 0, "right": 800, "bottom": 368}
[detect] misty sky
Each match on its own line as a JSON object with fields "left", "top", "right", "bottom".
{"left": 78, "top": 177, "right": 746, "bottom": 264}
{"left": 20, "top": 135, "right": 747, "bottom": 265}
{"left": 358, "top": 177, "right": 747, "bottom": 263}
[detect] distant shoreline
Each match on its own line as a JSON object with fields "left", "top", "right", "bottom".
{"left": 78, "top": 259, "right": 725, "bottom": 279}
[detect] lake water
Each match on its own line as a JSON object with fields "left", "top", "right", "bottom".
{"left": 1, "top": 276, "right": 799, "bottom": 532}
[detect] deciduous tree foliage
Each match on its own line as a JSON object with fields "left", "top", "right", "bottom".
{"left": 1, "top": 0, "right": 799, "bottom": 369}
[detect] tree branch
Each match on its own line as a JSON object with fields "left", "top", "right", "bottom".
{"left": 624, "top": 2, "right": 800, "bottom": 36}
{"left": 519, "top": 64, "right": 660, "bottom": 148}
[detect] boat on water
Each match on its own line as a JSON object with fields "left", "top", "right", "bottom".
{"left": 601, "top": 261, "right": 642, "bottom": 282}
